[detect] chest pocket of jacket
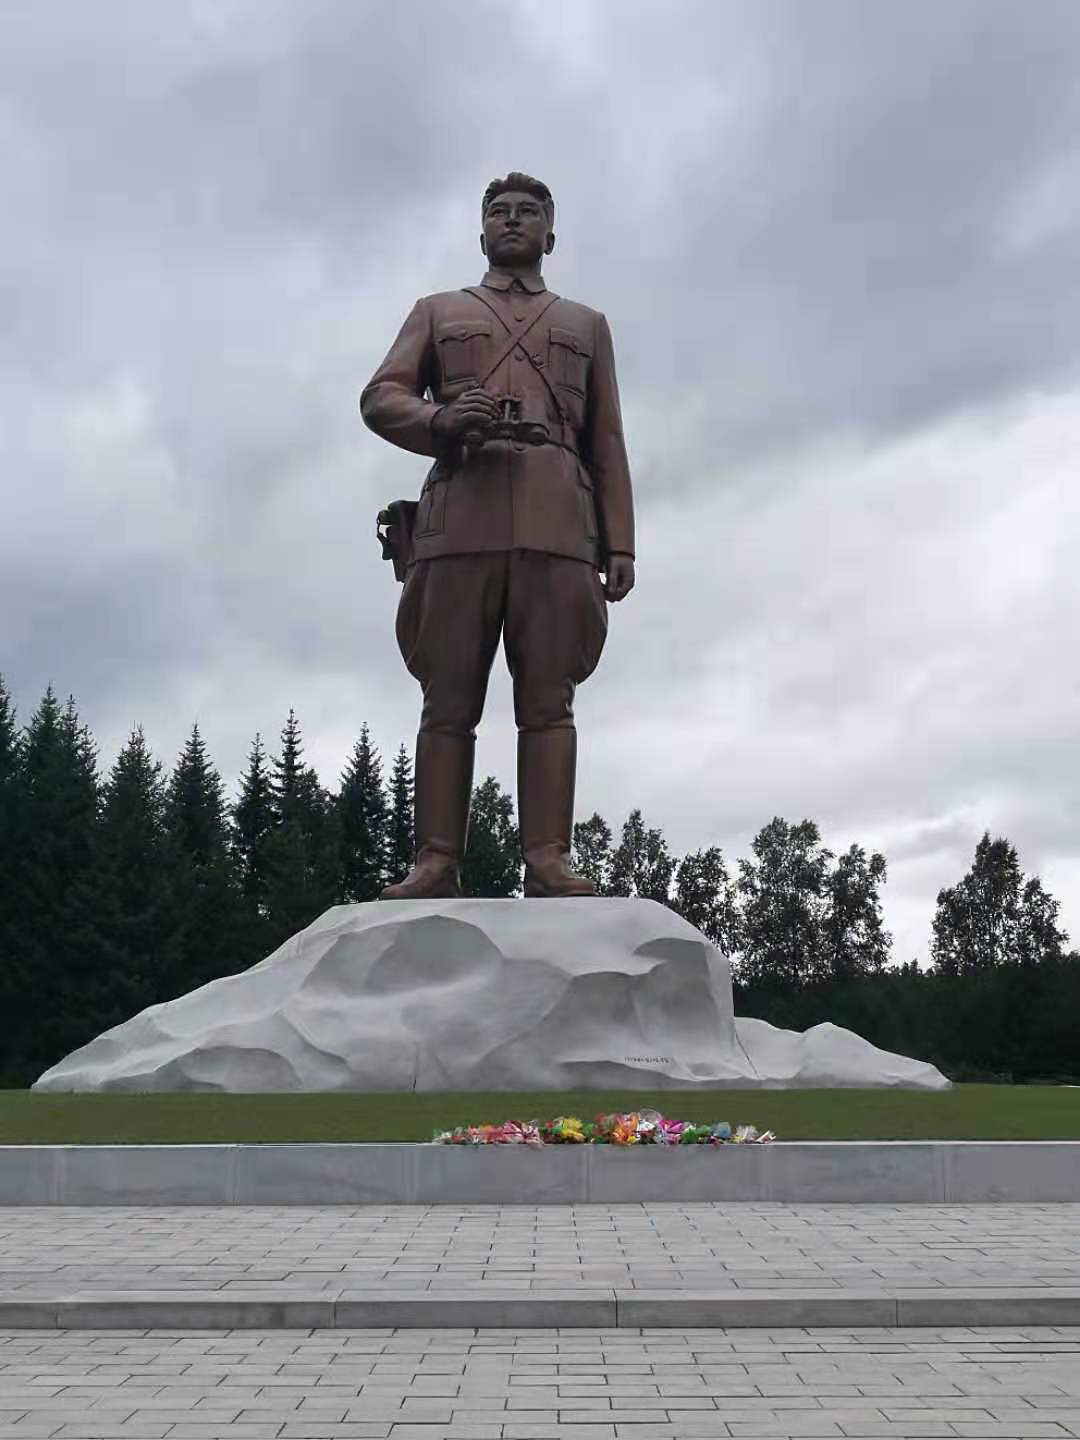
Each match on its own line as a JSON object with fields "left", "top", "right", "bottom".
{"left": 548, "top": 326, "right": 592, "bottom": 397}
{"left": 436, "top": 319, "right": 492, "bottom": 385}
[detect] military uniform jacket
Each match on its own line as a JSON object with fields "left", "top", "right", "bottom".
{"left": 361, "top": 269, "right": 635, "bottom": 567}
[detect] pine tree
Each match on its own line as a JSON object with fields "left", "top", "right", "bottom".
{"left": 232, "top": 733, "right": 274, "bottom": 915}
{"left": 387, "top": 744, "right": 415, "bottom": 885}
{"left": 18, "top": 691, "right": 99, "bottom": 886}
{"left": 0, "top": 678, "right": 22, "bottom": 1080}
{"left": 3, "top": 690, "right": 102, "bottom": 1078}
{"left": 462, "top": 777, "right": 520, "bottom": 897}
{"left": 338, "top": 724, "right": 388, "bottom": 901}
{"left": 273, "top": 709, "right": 305, "bottom": 807}
{"left": 0, "top": 676, "right": 20, "bottom": 897}
{"left": 607, "top": 809, "right": 675, "bottom": 902}
{"left": 166, "top": 723, "right": 242, "bottom": 991}
{"left": 0, "top": 676, "right": 18, "bottom": 787}
{"left": 167, "top": 724, "right": 228, "bottom": 871}
{"left": 101, "top": 726, "right": 164, "bottom": 842}
{"left": 672, "top": 846, "right": 740, "bottom": 952}
{"left": 264, "top": 710, "right": 339, "bottom": 944}
{"left": 94, "top": 726, "right": 177, "bottom": 1018}
{"left": 572, "top": 813, "right": 613, "bottom": 894}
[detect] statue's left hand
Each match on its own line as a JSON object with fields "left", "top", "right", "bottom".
{"left": 604, "top": 553, "right": 635, "bottom": 602}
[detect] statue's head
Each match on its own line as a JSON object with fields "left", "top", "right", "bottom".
{"left": 480, "top": 172, "right": 555, "bottom": 268}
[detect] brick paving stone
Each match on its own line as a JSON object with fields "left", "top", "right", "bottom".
{"left": 3, "top": 1324, "right": 1080, "bottom": 1437}
{"left": 2, "top": 1205, "right": 1080, "bottom": 1303}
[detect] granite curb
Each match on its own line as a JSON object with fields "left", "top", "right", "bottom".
{"left": 2, "top": 1141, "right": 1080, "bottom": 1205}
{"left": 3, "top": 1287, "right": 1080, "bottom": 1330}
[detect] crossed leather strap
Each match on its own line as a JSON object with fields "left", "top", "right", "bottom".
{"left": 462, "top": 287, "right": 568, "bottom": 422}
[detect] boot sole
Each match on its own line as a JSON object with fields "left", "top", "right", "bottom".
{"left": 380, "top": 880, "right": 462, "bottom": 901}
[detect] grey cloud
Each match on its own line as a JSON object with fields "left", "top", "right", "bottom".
{"left": 3, "top": 0, "right": 1080, "bottom": 965}
{"left": 583, "top": 1, "right": 1080, "bottom": 469}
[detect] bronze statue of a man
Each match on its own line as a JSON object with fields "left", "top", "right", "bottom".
{"left": 361, "top": 172, "right": 635, "bottom": 899}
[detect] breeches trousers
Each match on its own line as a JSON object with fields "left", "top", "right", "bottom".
{"left": 395, "top": 550, "right": 609, "bottom": 735}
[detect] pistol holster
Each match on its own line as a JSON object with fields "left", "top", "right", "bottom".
{"left": 376, "top": 499, "right": 418, "bottom": 583}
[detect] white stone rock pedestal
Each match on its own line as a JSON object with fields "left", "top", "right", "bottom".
{"left": 33, "top": 898, "right": 949, "bottom": 1093}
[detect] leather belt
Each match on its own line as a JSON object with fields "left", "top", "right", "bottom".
{"left": 485, "top": 423, "right": 580, "bottom": 458}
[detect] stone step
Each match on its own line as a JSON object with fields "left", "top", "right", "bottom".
{"left": 4, "top": 1287, "right": 1080, "bottom": 1330}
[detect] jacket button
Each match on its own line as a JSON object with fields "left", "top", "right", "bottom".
{"left": 512, "top": 442, "right": 526, "bottom": 453}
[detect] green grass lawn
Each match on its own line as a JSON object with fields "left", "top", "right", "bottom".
{"left": 0, "top": 1085, "right": 1077, "bottom": 1144}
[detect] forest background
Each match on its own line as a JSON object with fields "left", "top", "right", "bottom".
{"left": 2, "top": 677, "right": 1076, "bottom": 1089}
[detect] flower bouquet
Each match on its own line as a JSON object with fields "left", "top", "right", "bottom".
{"left": 432, "top": 1110, "right": 774, "bottom": 1146}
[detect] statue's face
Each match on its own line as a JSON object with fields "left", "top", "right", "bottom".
{"left": 481, "top": 189, "right": 554, "bottom": 268}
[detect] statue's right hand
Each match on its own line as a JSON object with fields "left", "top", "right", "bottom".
{"left": 432, "top": 386, "right": 500, "bottom": 441}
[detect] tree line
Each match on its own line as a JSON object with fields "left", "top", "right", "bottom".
{"left": 1, "top": 677, "right": 1076, "bottom": 1086}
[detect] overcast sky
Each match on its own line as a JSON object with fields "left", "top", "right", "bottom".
{"left": 3, "top": 0, "right": 1079, "bottom": 963}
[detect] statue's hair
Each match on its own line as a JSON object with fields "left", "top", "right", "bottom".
{"left": 481, "top": 172, "right": 554, "bottom": 225}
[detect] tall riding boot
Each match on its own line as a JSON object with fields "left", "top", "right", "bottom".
{"left": 518, "top": 726, "right": 596, "bottom": 898}
{"left": 381, "top": 732, "right": 474, "bottom": 900}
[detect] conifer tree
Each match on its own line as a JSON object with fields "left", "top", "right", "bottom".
{"left": 0, "top": 676, "right": 20, "bottom": 891}
{"left": 386, "top": 743, "right": 415, "bottom": 886}
{"left": 273, "top": 708, "right": 305, "bottom": 805}
{"left": 101, "top": 726, "right": 164, "bottom": 840}
{"left": 24, "top": 691, "right": 100, "bottom": 905}
{"left": 0, "top": 678, "right": 22, "bottom": 1080}
{"left": 232, "top": 733, "right": 274, "bottom": 916}
{"left": 4, "top": 690, "right": 102, "bottom": 1076}
{"left": 166, "top": 723, "right": 241, "bottom": 990}
{"left": 18, "top": 691, "right": 99, "bottom": 875}
{"left": 462, "top": 777, "right": 520, "bottom": 897}
{"left": 0, "top": 675, "right": 18, "bottom": 788}
{"left": 338, "top": 724, "right": 388, "bottom": 901}
{"left": 167, "top": 724, "right": 229, "bottom": 871}
{"left": 94, "top": 726, "right": 177, "bottom": 1018}
{"left": 264, "top": 710, "right": 339, "bottom": 944}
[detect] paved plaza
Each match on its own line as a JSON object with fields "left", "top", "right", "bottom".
{"left": 2, "top": 1324, "right": 1080, "bottom": 1438}
{"left": 3, "top": 1204, "right": 1080, "bottom": 1299}
{"left": 3, "top": 1204, "right": 1080, "bottom": 1433}
{"left": 1, "top": 1205, "right": 1080, "bottom": 1331}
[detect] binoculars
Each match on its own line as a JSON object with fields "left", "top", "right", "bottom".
{"left": 465, "top": 395, "right": 550, "bottom": 449}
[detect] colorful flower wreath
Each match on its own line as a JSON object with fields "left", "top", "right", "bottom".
{"left": 432, "top": 1111, "right": 774, "bottom": 1146}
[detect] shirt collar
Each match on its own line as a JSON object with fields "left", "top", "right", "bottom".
{"left": 481, "top": 267, "right": 547, "bottom": 294}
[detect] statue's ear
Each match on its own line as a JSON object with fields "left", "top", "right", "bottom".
{"left": 480, "top": 232, "right": 488, "bottom": 257}
{"left": 545, "top": 229, "right": 556, "bottom": 256}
